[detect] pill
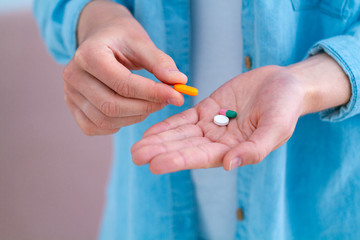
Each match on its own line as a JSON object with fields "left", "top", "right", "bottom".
{"left": 173, "top": 84, "right": 198, "bottom": 96}
{"left": 214, "top": 115, "right": 229, "bottom": 126}
{"left": 219, "top": 109, "right": 237, "bottom": 118}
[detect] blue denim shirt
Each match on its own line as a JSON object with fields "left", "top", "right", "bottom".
{"left": 34, "top": 0, "right": 360, "bottom": 239}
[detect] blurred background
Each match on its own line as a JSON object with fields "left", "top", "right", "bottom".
{"left": 0, "top": 1, "right": 112, "bottom": 239}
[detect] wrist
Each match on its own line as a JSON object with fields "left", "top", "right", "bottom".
{"left": 77, "top": 0, "right": 132, "bottom": 45}
{"left": 286, "top": 53, "right": 351, "bottom": 116}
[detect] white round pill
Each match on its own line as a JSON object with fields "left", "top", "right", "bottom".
{"left": 214, "top": 115, "right": 229, "bottom": 126}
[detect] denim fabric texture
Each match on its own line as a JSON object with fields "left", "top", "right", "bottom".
{"left": 34, "top": 0, "right": 360, "bottom": 239}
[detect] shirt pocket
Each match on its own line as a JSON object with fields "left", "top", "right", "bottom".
{"left": 290, "top": 0, "right": 358, "bottom": 19}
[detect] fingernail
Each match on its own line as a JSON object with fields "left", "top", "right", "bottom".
{"left": 167, "top": 98, "right": 179, "bottom": 105}
{"left": 229, "top": 157, "right": 242, "bottom": 171}
{"left": 168, "top": 68, "right": 180, "bottom": 73}
{"left": 168, "top": 69, "right": 187, "bottom": 82}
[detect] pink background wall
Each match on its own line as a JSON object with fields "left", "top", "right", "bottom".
{"left": 0, "top": 10, "right": 112, "bottom": 240}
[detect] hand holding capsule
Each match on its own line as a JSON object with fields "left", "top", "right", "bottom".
{"left": 62, "top": 1, "right": 187, "bottom": 135}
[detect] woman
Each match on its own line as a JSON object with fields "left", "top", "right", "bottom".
{"left": 34, "top": 0, "right": 360, "bottom": 239}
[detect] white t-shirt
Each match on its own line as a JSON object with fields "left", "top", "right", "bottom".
{"left": 190, "top": 0, "right": 243, "bottom": 239}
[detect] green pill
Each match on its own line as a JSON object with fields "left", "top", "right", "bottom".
{"left": 219, "top": 109, "right": 237, "bottom": 118}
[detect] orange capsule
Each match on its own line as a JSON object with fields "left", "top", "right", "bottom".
{"left": 173, "top": 84, "right": 198, "bottom": 96}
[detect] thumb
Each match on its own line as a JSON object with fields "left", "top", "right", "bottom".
{"left": 223, "top": 125, "right": 290, "bottom": 171}
{"left": 134, "top": 42, "right": 188, "bottom": 85}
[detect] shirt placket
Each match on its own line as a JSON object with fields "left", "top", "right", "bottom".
{"left": 235, "top": 0, "right": 255, "bottom": 239}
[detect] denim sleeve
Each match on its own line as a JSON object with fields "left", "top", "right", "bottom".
{"left": 33, "top": 0, "right": 91, "bottom": 64}
{"left": 307, "top": 21, "right": 360, "bottom": 122}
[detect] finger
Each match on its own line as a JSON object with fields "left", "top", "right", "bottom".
{"left": 65, "top": 68, "right": 166, "bottom": 117}
{"left": 143, "top": 108, "right": 199, "bottom": 137}
{"left": 132, "top": 137, "right": 211, "bottom": 166}
{"left": 64, "top": 95, "right": 119, "bottom": 136}
{"left": 131, "top": 125, "right": 204, "bottom": 161}
{"left": 72, "top": 45, "right": 184, "bottom": 105}
{"left": 223, "top": 124, "right": 290, "bottom": 171}
{"left": 133, "top": 124, "right": 203, "bottom": 151}
{"left": 65, "top": 84, "right": 148, "bottom": 129}
{"left": 148, "top": 142, "right": 231, "bottom": 174}
{"left": 130, "top": 41, "right": 188, "bottom": 85}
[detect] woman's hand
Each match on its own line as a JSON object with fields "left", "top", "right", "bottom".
{"left": 63, "top": 0, "right": 187, "bottom": 135}
{"left": 131, "top": 54, "right": 351, "bottom": 174}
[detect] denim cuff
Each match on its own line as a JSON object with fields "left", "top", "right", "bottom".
{"left": 307, "top": 35, "right": 360, "bottom": 122}
{"left": 61, "top": 0, "right": 92, "bottom": 64}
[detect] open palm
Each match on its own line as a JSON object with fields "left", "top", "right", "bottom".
{"left": 131, "top": 66, "right": 306, "bottom": 174}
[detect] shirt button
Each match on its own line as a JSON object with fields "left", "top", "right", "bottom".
{"left": 244, "top": 55, "right": 252, "bottom": 70}
{"left": 237, "top": 208, "right": 244, "bottom": 221}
